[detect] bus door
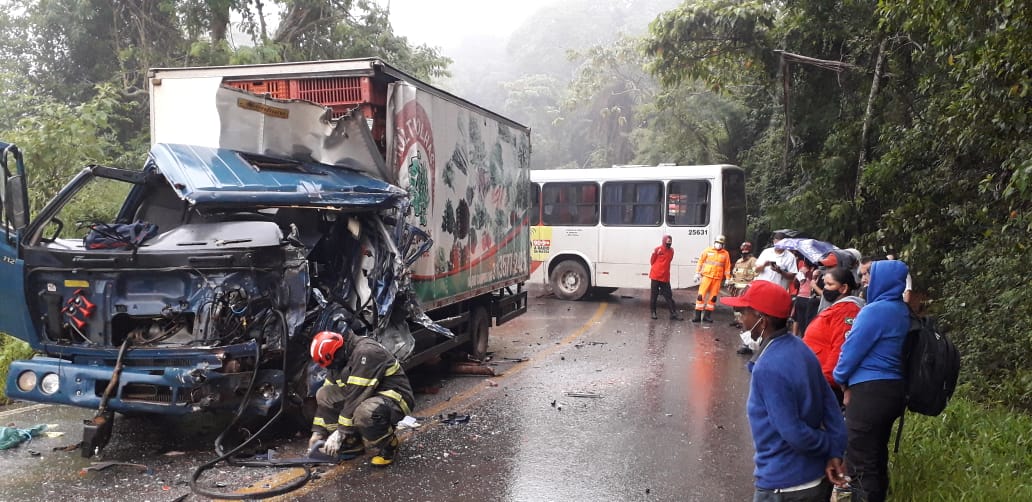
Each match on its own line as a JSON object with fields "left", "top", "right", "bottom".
{"left": 596, "top": 180, "right": 665, "bottom": 289}
{"left": 665, "top": 178, "right": 715, "bottom": 289}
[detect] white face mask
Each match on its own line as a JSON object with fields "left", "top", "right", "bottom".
{"left": 738, "top": 318, "right": 763, "bottom": 351}
{"left": 714, "top": 243, "right": 723, "bottom": 249}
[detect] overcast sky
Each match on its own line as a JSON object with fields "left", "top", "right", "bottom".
{"left": 379, "top": 0, "right": 556, "bottom": 50}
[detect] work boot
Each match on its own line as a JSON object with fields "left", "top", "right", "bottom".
{"left": 702, "top": 311, "right": 713, "bottom": 323}
{"left": 670, "top": 311, "right": 683, "bottom": 321}
{"left": 651, "top": 311, "right": 658, "bottom": 320}
{"left": 337, "top": 434, "right": 365, "bottom": 460}
{"left": 691, "top": 310, "right": 703, "bottom": 323}
{"left": 370, "top": 434, "right": 399, "bottom": 467}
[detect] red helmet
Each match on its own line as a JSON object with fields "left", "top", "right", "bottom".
{"left": 740, "top": 241, "right": 752, "bottom": 252}
{"left": 311, "top": 331, "right": 345, "bottom": 368}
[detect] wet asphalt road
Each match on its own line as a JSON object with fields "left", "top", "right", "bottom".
{"left": 0, "top": 285, "right": 757, "bottom": 501}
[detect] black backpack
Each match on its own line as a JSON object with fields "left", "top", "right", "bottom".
{"left": 902, "top": 313, "right": 960, "bottom": 416}
{"left": 894, "top": 312, "right": 960, "bottom": 452}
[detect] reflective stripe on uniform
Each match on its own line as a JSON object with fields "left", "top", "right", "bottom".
{"left": 347, "top": 375, "right": 378, "bottom": 387}
{"left": 384, "top": 360, "right": 401, "bottom": 376}
{"left": 338, "top": 416, "right": 354, "bottom": 426}
{"left": 313, "top": 416, "right": 328, "bottom": 428}
{"left": 379, "top": 389, "right": 411, "bottom": 415}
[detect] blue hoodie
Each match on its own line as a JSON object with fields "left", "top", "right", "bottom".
{"left": 833, "top": 260, "right": 909, "bottom": 387}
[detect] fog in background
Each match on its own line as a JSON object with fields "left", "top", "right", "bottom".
{"left": 384, "top": 0, "right": 682, "bottom": 168}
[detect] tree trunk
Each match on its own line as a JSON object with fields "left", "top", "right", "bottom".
{"left": 856, "top": 37, "right": 887, "bottom": 201}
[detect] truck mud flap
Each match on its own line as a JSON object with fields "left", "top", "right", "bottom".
{"left": 492, "top": 290, "right": 527, "bottom": 326}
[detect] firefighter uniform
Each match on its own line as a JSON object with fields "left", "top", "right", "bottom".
{"left": 312, "top": 335, "right": 414, "bottom": 460}
{"left": 694, "top": 242, "right": 732, "bottom": 321}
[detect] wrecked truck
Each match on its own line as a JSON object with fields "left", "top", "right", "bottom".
{"left": 0, "top": 58, "right": 530, "bottom": 456}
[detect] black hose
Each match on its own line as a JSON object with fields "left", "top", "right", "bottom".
{"left": 190, "top": 309, "right": 324, "bottom": 500}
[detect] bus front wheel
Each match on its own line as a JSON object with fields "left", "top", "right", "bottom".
{"left": 550, "top": 260, "right": 589, "bottom": 301}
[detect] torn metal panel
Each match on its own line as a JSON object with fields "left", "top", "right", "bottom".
{"left": 149, "top": 142, "right": 404, "bottom": 208}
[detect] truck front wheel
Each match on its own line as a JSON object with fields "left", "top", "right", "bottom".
{"left": 550, "top": 260, "right": 589, "bottom": 301}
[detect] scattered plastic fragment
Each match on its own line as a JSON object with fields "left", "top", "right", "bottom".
{"left": 397, "top": 416, "right": 421, "bottom": 429}
{"left": 439, "top": 413, "right": 470, "bottom": 425}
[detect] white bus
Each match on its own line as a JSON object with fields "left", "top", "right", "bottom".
{"left": 529, "top": 165, "right": 746, "bottom": 300}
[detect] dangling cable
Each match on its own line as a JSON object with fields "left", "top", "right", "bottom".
{"left": 190, "top": 309, "right": 329, "bottom": 499}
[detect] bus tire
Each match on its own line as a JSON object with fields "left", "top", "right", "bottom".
{"left": 465, "top": 306, "right": 490, "bottom": 361}
{"left": 550, "top": 260, "right": 589, "bottom": 301}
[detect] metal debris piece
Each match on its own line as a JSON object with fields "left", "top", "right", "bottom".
{"left": 79, "top": 461, "right": 153, "bottom": 476}
{"left": 569, "top": 390, "right": 602, "bottom": 398}
{"left": 450, "top": 362, "right": 496, "bottom": 376}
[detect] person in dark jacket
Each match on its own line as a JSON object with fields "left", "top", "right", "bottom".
{"left": 308, "top": 330, "right": 415, "bottom": 466}
{"left": 721, "top": 281, "right": 848, "bottom": 501}
{"left": 833, "top": 260, "right": 910, "bottom": 502}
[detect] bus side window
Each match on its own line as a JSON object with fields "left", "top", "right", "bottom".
{"left": 602, "top": 181, "right": 661, "bottom": 226}
{"left": 667, "top": 180, "right": 710, "bottom": 226}
{"left": 542, "top": 182, "right": 598, "bottom": 226}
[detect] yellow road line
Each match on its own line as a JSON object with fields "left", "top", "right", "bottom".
{"left": 247, "top": 302, "right": 611, "bottom": 500}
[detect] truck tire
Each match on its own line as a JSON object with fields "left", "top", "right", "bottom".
{"left": 465, "top": 306, "right": 490, "bottom": 361}
{"left": 550, "top": 260, "right": 590, "bottom": 301}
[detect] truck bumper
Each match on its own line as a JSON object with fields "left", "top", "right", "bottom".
{"left": 5, "top": 356, "right": 284, "bottom": 416}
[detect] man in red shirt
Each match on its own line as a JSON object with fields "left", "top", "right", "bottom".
{"left": 650, "top": 234, "right": 683, "bottom": 320}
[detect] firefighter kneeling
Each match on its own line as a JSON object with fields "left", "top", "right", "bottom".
{"left": 307, "top": 330, "right": 415, "bottom": 466}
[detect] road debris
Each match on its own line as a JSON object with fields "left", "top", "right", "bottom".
{"left": 0, "top": 424, "right": 47, "bottom": 450}
{"left": 450, "top": 362, "right": 496, "bottom": 376}
{"left": 79, "top": 461, "right": 153, "bottom": 476}
{"left": 439, "top": 413, "right": 471, "bottom": 425}
{"left": 564, "top": 392, "right": 603, "bottom": 398}
{"left": 397, "top": 416, "right": 422, "bottom": 429}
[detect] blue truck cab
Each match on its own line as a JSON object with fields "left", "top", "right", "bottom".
{"left": 0, "top": 119, "right": 445, "bottom": 455}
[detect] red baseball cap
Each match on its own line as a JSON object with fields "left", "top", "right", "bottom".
{"left": 719, "top": 280, "right": 792, "bottom": 319}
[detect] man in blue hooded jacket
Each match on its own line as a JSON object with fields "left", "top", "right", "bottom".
{"left": 834, "top": 260, "right": 910, "bottom": 502}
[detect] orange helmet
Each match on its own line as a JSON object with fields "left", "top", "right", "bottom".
{"left": 311, "top": 331, "right": 345, "bottom": 368}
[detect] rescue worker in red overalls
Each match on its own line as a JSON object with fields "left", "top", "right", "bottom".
{"left": 649, "top": 234, "right": 682, "bottom": 320}
{"left": 307, "top": 330, "right": 414, "bottom": 466}
{"left": 693, "top": 234, "right": 732, "bottom": 323}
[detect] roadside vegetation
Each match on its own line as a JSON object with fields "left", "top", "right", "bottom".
{"left": 0, "top": 334, "right": 34, "bottom": 404}
{"left": 0, "top": 0, "right": 1028, "bottom": 492}
{"left": 890, "top": 393, "right": 1032, "bottom": 500}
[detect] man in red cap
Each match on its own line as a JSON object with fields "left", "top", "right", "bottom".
{"left": 720, "top": 282, "right": 848, "bottom": 501}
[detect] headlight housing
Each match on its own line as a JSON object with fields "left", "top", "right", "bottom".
{"left": 39, "top": 373, "right": 60, "bottom": 395}
{"left": 16, "top": 371, "right": 37, "bottom": 392}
